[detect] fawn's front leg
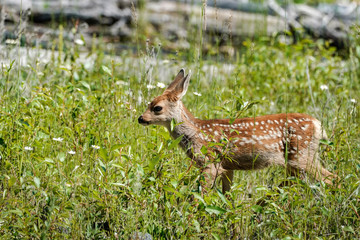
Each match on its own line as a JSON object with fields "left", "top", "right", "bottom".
{"left": 202, "top": 163, "right": 232, "bottom": 194}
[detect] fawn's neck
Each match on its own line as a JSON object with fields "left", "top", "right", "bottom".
{"left": 166, "top": 102, "right": 200, "bottom": 154}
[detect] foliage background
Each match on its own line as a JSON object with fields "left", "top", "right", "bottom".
{"left": 0, "top": 1, "right": 359, "bottom": 239}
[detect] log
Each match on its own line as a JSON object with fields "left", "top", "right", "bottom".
{"left": 146, "top": 1, "right": 288, "bottom": 39}
{"left": 268, "top": 0, "right": 350, "bottom": 48}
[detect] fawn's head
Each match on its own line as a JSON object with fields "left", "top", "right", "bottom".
{"left": 138, "top": 69, "right": 191, "bottom": 127}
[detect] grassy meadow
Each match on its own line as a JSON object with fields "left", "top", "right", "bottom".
{"left": 0, "top": 15, "right": 360, "bottom": 239}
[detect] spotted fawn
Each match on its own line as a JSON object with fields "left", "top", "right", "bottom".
{"left": 138, "top": 69, "right": 337, "bottom": 193}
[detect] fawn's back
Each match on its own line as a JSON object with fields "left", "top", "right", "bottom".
{"left": 194, "top": 113, "right": 325, "bottom": 171}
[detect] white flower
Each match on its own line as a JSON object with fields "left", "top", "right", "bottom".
{"left": 350, "top": 99, "right": 356, "bottom": 103}
{"left": 24, "top": 146, "right": 33, "bottom": 151}
{"left": 5, "top": 39, "right": 18, "bottom": 45}
{"left": 193, "top": 92, "right": 202, "bottom": 96}
{"left": 243, "top": 101, "right": 249, "bottom": 106}
{"left": 53, "top": 137, "right": 64, "bottom": 142}
{"left": 74, "top": 39, "right": 85, "bottom": 45}
{"left": 91, "top": 145, "right": 100, "bottom": 149}
{"left": 157, "top": 82, "right": 166, "bottom": 88}
{"left": 320, "top": 85, "right": 328, "bottom": 90}
{"left": 146, "top": 84, "right": 155, "bottom": 89}
{"left": 68, "top": 150, "right": 76, "bottom": 155}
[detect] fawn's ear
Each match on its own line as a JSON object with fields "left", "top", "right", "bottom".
{"left": 165, "top": 69, "right": 185, "bottom": 92}
{"left": 165, "top": 69, "right": 191, "bottom": 100}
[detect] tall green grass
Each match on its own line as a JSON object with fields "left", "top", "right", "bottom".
{"left": 0, "top": 17, "right": 359, "bottom": 239}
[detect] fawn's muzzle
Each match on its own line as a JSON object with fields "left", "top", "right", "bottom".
{"left": 138, "top": 115, "right": 149, "bottom": 125}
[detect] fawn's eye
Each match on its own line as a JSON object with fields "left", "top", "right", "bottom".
{"left": 153, "top": 106, "right": 163, "bottom": 112}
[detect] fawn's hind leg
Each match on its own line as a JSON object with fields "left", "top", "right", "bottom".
{"left": 288, "top": 152, "right": 336, "bottom": 186}
{"left": 277, "top": 165, "right": 304, "bottom": 188}
{"left": 307, "top": 157, "right": 337, "bottom": 186}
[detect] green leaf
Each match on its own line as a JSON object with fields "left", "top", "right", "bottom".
{"left": 157, "top": 141, "right": 163, "bottom": 153}
{"left": 251, "top": 204, "right": 263, "bottom": 213}
{"left": 37, "top": 131, "right": 49, "bottom": 139}
{"left": 205, "top": 205, "right": 226, "bottom": 215}
{"left": 111, "top": 144, "right": 125, "bottom": 152}
{"left": 111, "top": 182, "right": 126, "bottom": 187}
{"left": 193, "top": 219, "right": 201, "bottom": 233}
{"left": 149, "top": 156, "right": 160, "bottom": 171}
{"left": 343, "top": 226, "right": 355, "bottom": 233}
{"left": 163, "top": 185, "right": 183, "bottom": 198}
{"left": 211, "top": 233, "right": 221, "bottom": 240}
{"left": 170, "top": 118, "right": 176, "bottom": 132}
{"left": 99, "top": 148, "right": 108, "bottom": 161}
{"left": 98, "top": 159, "right": 106, "bottom": 172}
{"left": 217, "top": 189, "right": 229, "bottom": 206}
{"left": 34, "top": 177, "right": 41, "bottom": 188}
{"left": 9, "top": 209, "right": 23, "bottom": 217}
{"left": 80, "top": 81, "right": 91, "bottom": 91}
{"left": 170, "top": 179, "right": 178, "bottom": 188}
{"left": 44, "top": 158, "right": 54, "bottom": 164}
{"left": 193, "top": 193, "right": 205, "bottom": 205}
{"left": 58, "top": 152, "right": 66, "bottom": 162}
{"left": 320, "top": 139, "right": 334, "bottom": 146}
{"left": 102, "top": 65, "right": 112, "bottom": 76}
{"left": 168, "top": 135, "right": 183, "bottom": 150}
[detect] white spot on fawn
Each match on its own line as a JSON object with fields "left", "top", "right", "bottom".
{"left": 301, "top": 124, "right": 309, "bottom": 131}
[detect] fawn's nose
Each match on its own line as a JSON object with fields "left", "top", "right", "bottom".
{"left": 138, "top": 115, "right": 147, "bottom": 124}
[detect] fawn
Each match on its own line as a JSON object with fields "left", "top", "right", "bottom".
{"left": 138, "top": 69, "right": 337, "bottom": 193}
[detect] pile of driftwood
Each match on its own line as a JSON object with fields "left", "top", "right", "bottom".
{"left": 0, "top": 0, "right": 358, "bottom": 50}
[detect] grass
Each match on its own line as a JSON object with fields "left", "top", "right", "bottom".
{"left": 0, "top": 14, "right": 359, "bottom": 239}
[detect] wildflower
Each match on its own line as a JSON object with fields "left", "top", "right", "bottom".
{"left": 53, "top": 137, "right": 64, "bottom": 142}
{"left": 350, "top": 99, "right": 356, "bottom": 103}
{"left": 320, "top": 85, "right": 328, "bottom": 90}
{"left": 91, "top": 145, "right": 100, "bottom": 149}
{"left": 157, "top": 82, "right": 166, "bottom": 88}
{"left": 193, "top": 92, "right": 202, "bottom": 96}
{"left": 5, "top": 39, "right": 18, "bottom": 45}
{"left": 74, "top": 39, "right": 85, "bottom": 45}
{"left": 146, "top": 84, "right": 155, "bottom": 89}
{"left": 24, "top": 146, "right": 33, "bottom": 151}
{"left": 243, "top": 101, "right": 249, "bottom": 106}
{"left": 68, "top": 150, "right": 76, "bottom": 155}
